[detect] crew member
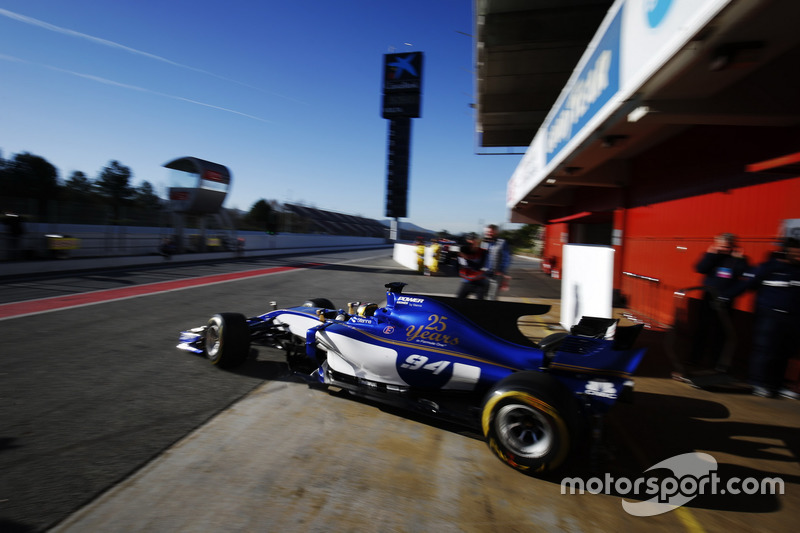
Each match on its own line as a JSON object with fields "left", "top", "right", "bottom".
{"left": 726, "top": 237, "right": 800, "bottom": 398}
{"left": 456, "top": 233, "right": 488, "bottom": 299}
{"left": 481, "top": 224, "right": 511, "bottom": 300}
{"left": 690, "top": 233, "right": 748, "bottom": 371}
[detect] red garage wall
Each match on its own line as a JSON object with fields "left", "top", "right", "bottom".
{"left": 620, "top": 176, "right": 799, "bottom": 326}
{"left": 540, "top": 175, "right": 799, "bottom": 326}
{"left": 541, "top": 223, "right": 568, "bottom": 277}
{"left": 539, "top": 125, "right": 800, "bottom": 327}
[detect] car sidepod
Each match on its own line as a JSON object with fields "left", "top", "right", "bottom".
{"left": 316, "top": 296, "right": 547, "bottom": 394}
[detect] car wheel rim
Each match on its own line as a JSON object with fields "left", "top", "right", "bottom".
{"left": 206, "top": 323, "right": 221, "bottom": 356}
{"left": 496, "top": 404, "right": 553, "bottom": 458}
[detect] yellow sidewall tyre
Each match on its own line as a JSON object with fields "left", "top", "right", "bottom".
{"left": 481, "top": 371, "right": 581, "bottom": 475}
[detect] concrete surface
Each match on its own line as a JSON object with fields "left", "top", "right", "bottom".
{"left": 49, "top": 298, "right": 800, "bottom": 533}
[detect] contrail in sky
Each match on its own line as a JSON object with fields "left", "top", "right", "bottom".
{"left": 0, "top": 7, "right": 305, "bottom": 104}
{"left": 0, "top": 53, "right": 273, "bottom": 124}
{"left": 66, "top": 71, "right": 275, "bottom": 124}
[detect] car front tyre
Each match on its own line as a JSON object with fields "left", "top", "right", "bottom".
{"left": 204, "top": 313, "right": 249, "bottom": 369}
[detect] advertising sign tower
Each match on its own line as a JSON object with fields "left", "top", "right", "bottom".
{"left": 381, "top": 52, "right": 423, "bottom": 239}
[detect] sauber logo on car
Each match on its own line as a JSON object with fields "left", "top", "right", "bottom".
{"left": 584, "top": 381, "right": 618, "bottom": 399}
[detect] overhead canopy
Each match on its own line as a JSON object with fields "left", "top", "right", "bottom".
{"left": 475, "top": 0, "right": 613, "bottom": 148}
{"left": 475, "top": 0, "right": 800, "bottom": 223}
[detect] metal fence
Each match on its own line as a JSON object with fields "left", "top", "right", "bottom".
{"left": 1, "top": 222, "right": 389, "bottom": 264}
{"left": 619, "top": 271, "right": 675, "bottom": 329}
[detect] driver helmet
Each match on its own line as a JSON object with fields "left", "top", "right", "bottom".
{"left": 357, "top": 303, "right": 378, "bottom": 317}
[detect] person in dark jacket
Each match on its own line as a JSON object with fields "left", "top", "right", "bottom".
{"left": 725, "top": 238, "right": 800, "bottom": 398}
{"left": 689, "top": 233, "right": 749, "bottom": 371}
{"left": 481, "top": 224, "right": 511, "bottom": 300}
{"left": 456, "top": 233, "right": 488, "bottom": 299}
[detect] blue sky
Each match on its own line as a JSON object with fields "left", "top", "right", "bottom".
{"left": 0, "top": 1, "right": 523, "bottom": 234}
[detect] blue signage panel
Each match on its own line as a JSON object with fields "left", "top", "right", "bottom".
{"left": 383, "top": 52, "right": 424, "bottom": 91}
{"left": 544, "top": 7, "right": 622, "bottom": 165}
{"left": 382, "top": 52, "right": 424, "bottom": 118}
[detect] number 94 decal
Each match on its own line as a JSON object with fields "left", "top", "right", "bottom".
{"left": 400, "top": 355, "right": 451, "bottom": 374}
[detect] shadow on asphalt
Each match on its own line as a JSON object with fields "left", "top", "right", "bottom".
{"left": 186, "top": 276, "right": 798, "bottom": 518}
{"left": 218, "top": 345, "right": 799, "bottom": 517}
{"left": 599, "top": 390, "right": 800, "bottom": 513}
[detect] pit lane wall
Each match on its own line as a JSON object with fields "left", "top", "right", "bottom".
{"left": 0, "top": 222, "right": 388, "bottom": 278}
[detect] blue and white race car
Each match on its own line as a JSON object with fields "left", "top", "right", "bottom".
{"left": 177, "top": 282, "right": 645, "bottom": 475}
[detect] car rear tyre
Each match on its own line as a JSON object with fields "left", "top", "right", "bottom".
{"left": 482, "top": 371, "right": 581, "bottom": 475}
{"left": 204, "top": 313, "right": 250, "bottom": 368}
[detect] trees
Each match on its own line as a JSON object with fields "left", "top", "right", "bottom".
{"left": 95, "top": 160, "right": 134, "bottom": 222}
{"left": 1, "top": 152, "right": 167, "bottom": 225}
{"left": 241, "top": 199, "right": 277, "bottom": 232}
{"left": 64, "top": 171, "right": 92, "bottom": 195}
{"left": 133, "top": 181, "right": 161, "bottom": 211}
{"left": 1, "top": 152, "right": 59, "bottom": 219}
{"left": 502, "top": 224, "right": 541, "bottom": 251}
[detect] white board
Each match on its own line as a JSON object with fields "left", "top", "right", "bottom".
{"left": 560, "top": 244, "right": 615, "bottom": 331}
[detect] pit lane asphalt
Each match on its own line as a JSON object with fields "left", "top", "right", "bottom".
{"left": 0, "top": 249, "right": 556, "bottom": 532}
{"left": 2, "top": 250, "right": 799, "bottom": 532}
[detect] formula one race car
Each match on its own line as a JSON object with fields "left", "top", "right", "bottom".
{"left": 177, "top": 282, "right": 646, "bottom": 475}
